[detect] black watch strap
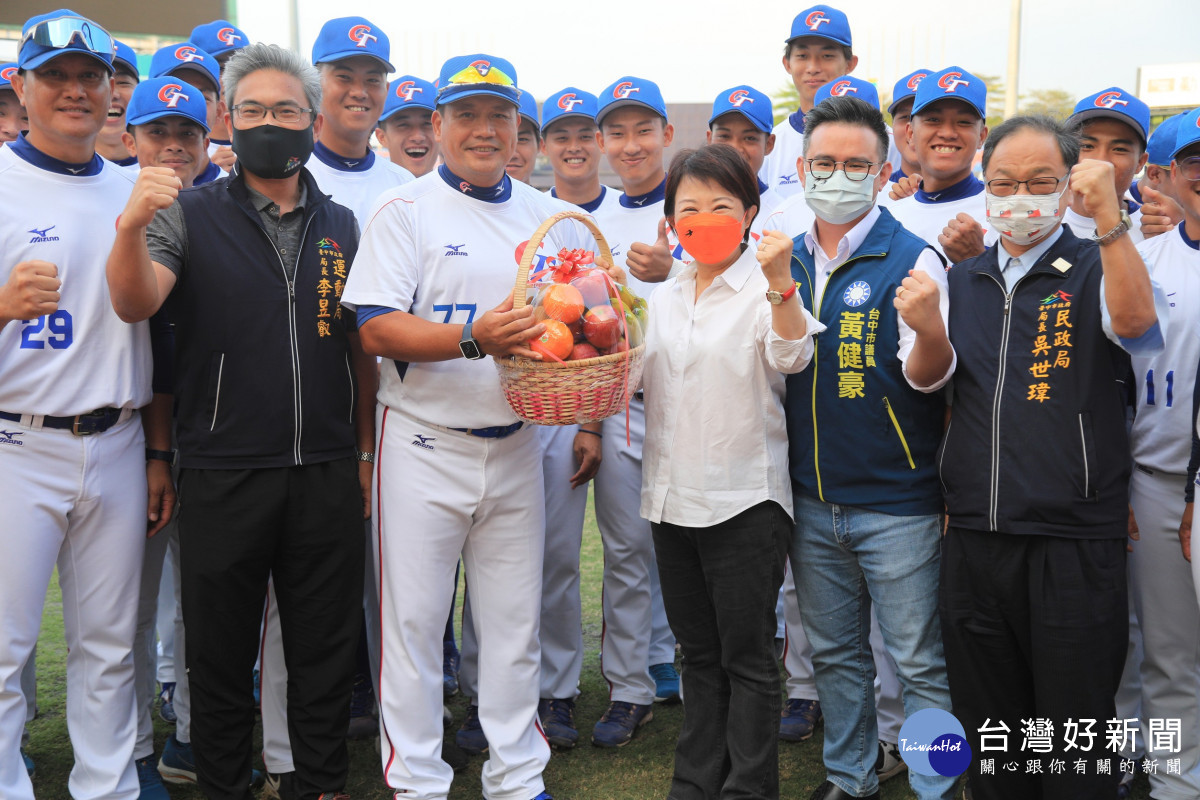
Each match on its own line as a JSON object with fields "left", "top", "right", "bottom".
{"left": 146, "top": 448, "right": 177, "bottom": 466}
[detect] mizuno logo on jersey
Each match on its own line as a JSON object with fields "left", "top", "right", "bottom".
{"left": 28, "top": 226, "right": 60, "bottom": 243}
{"left": 779, "top": 173, "right": 800, "bottom": 185}
{"left": 631, "top": 196, "right": 649, "bottom": 206}
{"left": 0, "top": 430, "right": 24, "bottom": 446}
{"left": 349, "top": 25, "right": 378, "bottom": 48}
{"left": 444, "top": 244, "right": 468, "bottom": 256}
{"left": 411, "top": 433, "right": 436, "bottom": 450}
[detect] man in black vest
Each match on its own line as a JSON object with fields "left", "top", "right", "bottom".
{"left": 939, "top": 115, "right": 1161, "bottom": 800}
{"left": 105, "top": 43, "right": 376, "bottom": 800}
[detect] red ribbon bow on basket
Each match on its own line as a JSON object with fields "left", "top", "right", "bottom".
{"left": 530, "top": 247, "right": 595, "bottom": 285}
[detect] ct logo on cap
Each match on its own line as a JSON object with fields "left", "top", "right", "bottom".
{"left": 158, "top": 83, "right": 187, "bottom": 108}
{"left": 558, "top": 92, "right": 583, "bottom": 111}
{"left": 175, "top": 45, "right": 204, "bottom": 63}
{"left": 937, "top": 72, "right": 969, "bottom": 93}
{"left": 1094, "top": 91, "right": 1129, "bottom": 110}
{"left": 614, "top": 81, "right": 639, "bottom": 99}
{"left": 0, "top": 66, "right": 16, "bottom": 82}
{"left": 805, "top": 10, "right": 831, "bottom": 30}
{"left": 728, "top": 89, "right": 753, "bottom": 107}
{"left": 830, "top": 80, "right": 857, "bottom": 97}
{"left": 349, "top": 24, "right": 378, "bottom": 48}
{"left": 216, "top": 27, "right": 241, "bottom": 46}
{"left": 906, "top": 72, "right": 929, "bottom": 90}
{"left": 469, "top": 60, "right": 492, "bottom": 76}
{"left": 396, "top": 80, "right": 422, "bottom": 101}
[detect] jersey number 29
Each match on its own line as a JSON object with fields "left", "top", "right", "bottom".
{"left": 20, "top": 310, "right": 74, "bottom": 350}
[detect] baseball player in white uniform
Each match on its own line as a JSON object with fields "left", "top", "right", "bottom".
{"left": 341, "top": 53, "right": 588, "bottom": 800}
{"left": 94, "top": 40, "right": 139, "bottom": 167}
{"left": 759, "top": 5, "right": 857, "bottom": 197}
{"left": 375, "top": 76, "right": 440, "bottom": 178}
{"left": 1126, "top": 109, "right": 1200, "bottom": 800}
{"left": 189, "top": 20, "right": 248, "bottom": 172}
{"left": 0, "top": 12, "right": 151, "bottom": 800}
{"left": 257, "top": 17, "right": 412, "bottom": 779}
{"left": 149, "top": 42, "right": 224, "bottom": 186}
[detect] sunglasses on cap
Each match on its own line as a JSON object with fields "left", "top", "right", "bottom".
{"left": 22, "top": 14, "right": 114, "bottom": 59}
{"left": 443, "top": 61, "right": 516, "bottom": 92}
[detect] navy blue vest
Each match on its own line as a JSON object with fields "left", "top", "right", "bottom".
{"left": 786, "top": 208, "right": 945, "bottom": 515}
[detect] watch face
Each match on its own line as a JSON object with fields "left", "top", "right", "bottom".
{"left": 460, "top": 339, "right": 483, "bottom": 360}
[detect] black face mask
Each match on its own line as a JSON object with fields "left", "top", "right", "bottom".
{"left": 231, "top": 123, "right": 314, "bottom": 179}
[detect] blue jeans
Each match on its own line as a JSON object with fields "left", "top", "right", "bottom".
{"left": 791, "top": 492, "right": 955, "bottom": 800}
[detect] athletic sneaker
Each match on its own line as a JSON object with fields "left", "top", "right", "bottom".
{"left": 262, "top": 772, "right": 288, "bottom": 800}
{"left": 21, "top": 748, "right": 33, "bottom": 778}
{"left": 442, "top": 740, "right": 469, "bottom": 772}
{"left": 443, "top": 640, "right": 460, "bottom": 698}
{"left": 455, "top": 704, "right": 488, "bottom": 755}
{"left": 876, "top": 739, "right": 907, "bottom": 782}
{"left": 158, "top": 682, "right": 176, "bottom": 724}
{"left": 591, "top": 701, "right": 653, "bottom": 748}
{"left": 779, "top": 698, "right": 822, "bottom": 741}
{"left": 136, "top": 756, "right": 170, "bottom": 800}
{"left": 158, "top": 734, "right": 197, "bottom": 784}
{"left": 347, "top": 672, "right": 377, "bottom": 739}
{"left": 650, "top": 662, "right": 680, "bottom": 703}
{"left": 537, "top": 697, "right": 578, "bottom": 749}
{"left": 810, "top": 779, "right": 879, "bottom": 799}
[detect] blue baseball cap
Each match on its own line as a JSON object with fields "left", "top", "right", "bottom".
{"left": 597, "top": 76, "right": 667, "bottom": 125}
{"left": 0, "top": 64, "right": 18, "bottom": 91}
{"left": 709, "top": 85, "right": 773, "bottom": 134}
{"left": 1147, "top": 113, "right": 1185, "bottom": 167}
{"left": 380, "top": 76, "right": 436, "bottom": 122}
{"left": 19, "top": 10, "right": 115, "bottom": 72}
{"left": 517, "top": 90, "right": 540, "bottom": 135}
{"left": 311, "top": 16, "right": 393, "bottom": 73}
{"left": 150, "top": 43, "right": 221, "bottom": 95}
{"left": 126, "top": 77, "right": 210, "bottom": 132}
{"left": 912, "top": 66, "right": 986, "bottom": 119}
{"left": 113, "top": 39, "right": 139, "bottom": 80}
{"left": 1172, "top": 107, "right": 1200, "bottom": 161}
{"left": 190, "top": 20, "right": 248, "bottom": 58}
{"left": 814, "top": 76, "right": 879, "bottom": 111}
{"left": 1069, "top": 87, "right": 1150, "bottom": 147}
{"left": 888, "top": 68, "right": 932, "bottom": 115}
{"left": 436, "top": 54, "right": 520, "bottom": 107}
{"left": 541, "top": 88, "right": 598, "bottom": 134}
{"left": 787, "top": 5, "right": 852, "bottom": 47}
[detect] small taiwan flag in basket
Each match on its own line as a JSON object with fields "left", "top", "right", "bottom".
{"left": 495, "top": 210, "right": 647, "bottom": 425}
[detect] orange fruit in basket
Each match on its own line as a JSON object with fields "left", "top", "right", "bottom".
{"left": 534, "top": 319, "right": 575, "bottom": 361}
{"left": 541, "top": 283, "right": 585, "bottom": 323}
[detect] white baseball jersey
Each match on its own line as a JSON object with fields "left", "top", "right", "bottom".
{"left": 590, "top": 185, "right": 692, "bottom": 300}
{"left": 886, "top": 175, "right": 997, "bottom": 260}
{"left": 342, "top": 171, "right": 586, "bottom": 428}
{"left": 751, "top": 182, "right": 786, "bottom": 242}
{"left": 0, "top": 146, "right": 151, "bottom": 415}
{"left": 759, "top": 115, "right": 806, "bottom": 198}
{"left": 764, "top": 192, "right": 817, "bottom": 241}
{"left": 306, "top": 142, "right": 414, "bottom": 231}
{"left": 1064, "top": 205, "right": 1145, "bottom": 246}
{"left": 547, "top": 184, "right": 623, "bottom": 217}
{"left": 206, "top": 138, "right": 230, "bottom": 158}
{"left": 1131, "top": 225, "right": 1200, "bottom": 473}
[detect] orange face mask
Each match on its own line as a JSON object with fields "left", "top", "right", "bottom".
{"left": 673, "top": 213, "right": 744, "bottom": 265}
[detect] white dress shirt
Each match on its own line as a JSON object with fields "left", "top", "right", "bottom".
{"left": 802, "top": 205, "right": 956, "bottom": 392}
{"left": 639, "top": 245, "right": 824, "bottom": 527}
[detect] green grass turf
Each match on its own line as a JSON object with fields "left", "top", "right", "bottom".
{"left": 23, "top": 490, "right": 1150, "bottom": 799}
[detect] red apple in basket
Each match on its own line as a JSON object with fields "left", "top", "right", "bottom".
{"left": 583, "top": 304, "right": 620, "bottom": 349}
{"left": 569, "top": 342, "right": 601, "bottom": 361}
{"left": 571, "top": 271, "right": 611, "bottom": 309}
{"left": 603, "top": 338, "right": 629, "bottom": 356}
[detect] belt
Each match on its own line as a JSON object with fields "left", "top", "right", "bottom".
{"left": 0, "top": 407, "right": 128, "bottom": 436}
{"left": 449, "top": 421, "right": 524, "bottom": 439}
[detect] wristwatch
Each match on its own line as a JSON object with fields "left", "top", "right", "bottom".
{"left": 459, "top": 321, "right": 484, "bottom": 360}
{"left": 766, "top": 283, "right": 798, "bottom": 305}
{"left": 146, "top": 448, "right": 177, "bottom": 466}
{"left": 1093, "top": 209, "right": 1132, "bottom": 247}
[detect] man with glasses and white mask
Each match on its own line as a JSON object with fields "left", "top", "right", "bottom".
{"left": 779, "top": 95, "right": 957, "bottom": 800}
{"left": 939, "top": 114, "right": 1164, "bottom": 800}
{"left": 105, "top": 42, "right": 375, "bottom": 800}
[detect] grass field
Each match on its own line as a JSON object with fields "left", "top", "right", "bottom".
{"left": 23, "top": 492, "right": 1150, "bottom": 799}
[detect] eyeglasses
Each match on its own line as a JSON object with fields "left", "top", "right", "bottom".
{"left": 21, "top": 14, "right": 114, "bottom": 59}
{"left": 805, "top": 158, "right": 880, "bottom": 182}
{"left": 231, "top": 102, "right": 313, "bottom": 125}
{"left": 1176, "top": 156, "right": 1200, "bottom": 182}
{"left": 985, "top": 175, "right": 1068, "bottom": 197}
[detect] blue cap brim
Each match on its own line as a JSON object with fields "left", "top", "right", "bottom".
{"left": 540, "top": 112, "right": 593, "bottom": 134}
{"left": 127, "top": 109, "right": 210, "bottom": 132}
{"left": 436, "top": 84, "right": 520, "bottom": 107}
{"left": 708, "top": 108, "right": 771, "bottom": 134}
{"left": 20, "top": 47, "right": 113, "bottom": 72}
{"left": 911, "top": 95, "right": 983, "bottom": 119}
{"left": 1070, "top": 109, "right": 1147, "bottom": 146}
{"left": 597, "top": 98, "right": 666, "bottom": 125}
{"left": 314, "top": 50, "right": 394, "bottom": 73}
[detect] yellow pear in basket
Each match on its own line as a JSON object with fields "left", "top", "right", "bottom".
{"left": 623, "top": 309, "right": 644, "bottom": 348}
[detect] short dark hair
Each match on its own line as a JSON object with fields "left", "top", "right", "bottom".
{"left": 783, "top": 40, "right": 854, "bottom": 63}
{"left": 664, "top": 144, "right": 761, "bottom": 241}
{"left": 802, "top": 96, "right": 889, "bottom": 162}
{"left": 982, "top": 115, "right": 1081, "bottom": 173}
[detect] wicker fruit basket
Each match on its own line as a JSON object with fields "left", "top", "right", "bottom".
{"left": 494, "top": 210, "right": 645, "bottom": 425}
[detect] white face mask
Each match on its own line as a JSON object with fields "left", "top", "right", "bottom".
{"left": 984, "top": 189, "right": 1065, "bottom": 247}
{"left": 804, "top": 170, "right": 877, "bottom": 224}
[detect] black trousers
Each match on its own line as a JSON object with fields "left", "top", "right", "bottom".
{"left": 652, "top": 501, "right": 791, "bottom": 800}
{"left": 179, "top": 460, "right": 364, "bottom": 800}
{"left": 939, "top": 527, "right": 1127, "bottom": 800}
